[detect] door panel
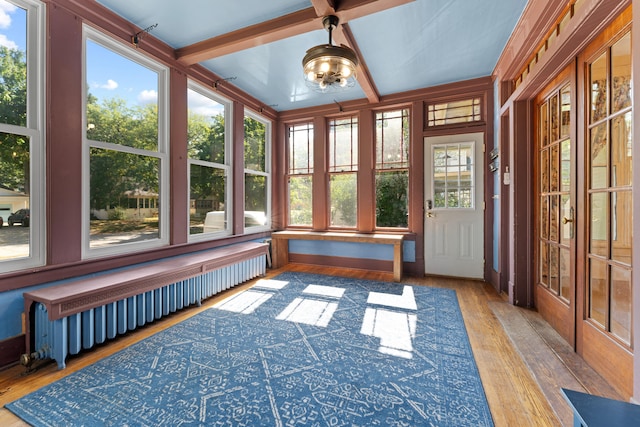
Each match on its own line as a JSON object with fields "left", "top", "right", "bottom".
{"left": 424, "top": 132, "right": 484, "bottom": 279}
{"left": 535, "top": 70, "right": 575, "bottom": 346}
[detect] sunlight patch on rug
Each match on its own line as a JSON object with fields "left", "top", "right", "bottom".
{"left": 6, "top": 272, "right": 494, "bottom": 426}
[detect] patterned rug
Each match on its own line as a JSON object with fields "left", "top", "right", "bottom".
{"left": 7, "top": 272, "right": 494, "bottom": 426}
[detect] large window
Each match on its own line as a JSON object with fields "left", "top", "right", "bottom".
{"left": 375, "top": 109, "right": 409, "bottom": 228}
{"left": 187, "top": 82, "right": 231, "bottom": 238}
{"left": 287, "top": 122, "right": 313, "bottom": 226}
{"left": 244, "top": 111, "right": 270, "bottom": 231}
{"left": 329, "top": 116, "right": 358, "bottom": 228}
{"left": 0, "top": 0, "right": 45, "bottom": 272}
{"left": 83, "top": 26, "right": 169, "bottom": 257}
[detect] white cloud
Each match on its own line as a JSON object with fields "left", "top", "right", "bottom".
{"left": 138, "top": 89, "right": 157, "bottom": 104}
{"left": 0, "top": 33, "right": 17, "bottom": 49}
{"left": 0, "top": 1, "right": 17, "bottom": 30}
{"left": 188, "top": 90, "right": 224, "bottom": 119}
{"left": 101, "top": 79, "right": 118, "bottom": 90}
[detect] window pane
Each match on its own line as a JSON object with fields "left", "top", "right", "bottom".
{"left": 539, "top": 242, "right": 549, "bottom": 287}
{"left": 0, "top": 132, "right": 30, "bottom": 260}
{"left": 190, "top": 164, "right": 226, "bottom": 235}
{"left": 86, "top": 40, "right": 159, "bottom": 150}
{"left": 611, "top": 32, "right": 631, "bottom": 113}
{"left": 376, "top": 170, "right": 408, "bottom": 228}
{"left": 245, "top": 173, "right": 267, "bottom": 227}
{"left": 590, "top": 52, "right": 607, "bottom": 123}
{"left": 589, "top": 192, "right": 608, "bottom": 257}
{"left": 244, "top": 116, "right": 266, "bottom": 172}
{"left": 611, "top": 190, "right": 632, "bottom": 265}
{"left": 549, "top": 245, "right": 559, "bottom": 293}
{"left": 540, "top": 101, "right": 549, "bottom": 146}
{"left": 330, "top": 173, "right": 357, "bottom": 227}
{"left": 376, "top": 109, "right": 409, "bottom": 169}
{"left": 431, "top": 142, "right": 474, "bottom": 210}
{"left": 289, "top": 123, "right": 313, "bottom": 174}
{"left": 288, "top": 175, "right": 312, "bottom": 226}
{"left": 0, "top": 3, "right": 26, "bottom": 127}
{"left": 590, "top": 123, "right": 608, "bottom": 189}
{"left": 560, "top": 139, "right": 571, "bottom": 192}
{"left": 611, "top": 112, "right": 632, "bottom": 187}
{"left": 610, "top": 266, "right": 631, "bottom": 344}
{"left": 329, "top": 117, "right": 357, "bottom": 172}
{"left": 89, "top": 148, "right": 160, "bottom": 248}
{"left": 550, "top": 93, "right": 559, "bottom": 141}
{"left": 589, "top": 259, "right": 607, "bottom": 327}
{"left": 187, "top": 89, "right": 225, "bottom": 164}
{"left": 559, "top": 247, "right": 571, "bottom": 301}
{"left": 560, "top": 85, "right": 571, "bottom": 138}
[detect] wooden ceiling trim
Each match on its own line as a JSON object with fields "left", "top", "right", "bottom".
{"left": 333, "top": 23, "right": 379, "bottom": 103}
{"left": 175, "top": 8, "right": 321, "bottom": 65}
{"left": 175, "top": 0, "right": 414, "bottom": 66}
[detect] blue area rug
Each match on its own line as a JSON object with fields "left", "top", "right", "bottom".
{"left": 7, "top": 272, "right": 493, "bottom": 426}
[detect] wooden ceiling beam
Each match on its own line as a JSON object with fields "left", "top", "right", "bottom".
{"left": 176, "top": 0, "right": 414, "bottom": 65}
{"left": 333, "top": 23, "right": 379, "bottom": 103}
{"left": 176, "top": 8, "right": 321, "bottom": 65}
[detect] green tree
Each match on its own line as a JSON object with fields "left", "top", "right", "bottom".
{"left": 0, "top": 46, "right": 29, "bottom": 193}
{"left": 376, "top": 171, "right": 408, "bottom": 227}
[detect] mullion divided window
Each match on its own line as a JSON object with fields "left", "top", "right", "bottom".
{"left": 329, "top": 116, "right": 358, "bottom": 228}
{"left": 287, "top": 123, "right": 313, "bottom": 226}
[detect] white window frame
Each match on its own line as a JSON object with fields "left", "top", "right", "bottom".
{"left": 81, "top": 25, "right": 170, "bottom": 259}
{"left": 187, "top": 79, "right": 233, "bottom": 241}
{"left": 243, "top": 109, "right": 271, "bottom": 233}
{"left": 0, "top": 0, "right": 46, "bottom": 273}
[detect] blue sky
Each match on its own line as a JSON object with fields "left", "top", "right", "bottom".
{"left": 1, "top": 0, "right": 224, "bottom": 118}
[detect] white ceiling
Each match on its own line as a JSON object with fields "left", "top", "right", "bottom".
{"left": 96, "top": 0, "right": 528, "bottom": 112}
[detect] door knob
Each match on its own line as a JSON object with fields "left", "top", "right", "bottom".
{"left": 562, "top": 217, "right": 573, "bottom": 224}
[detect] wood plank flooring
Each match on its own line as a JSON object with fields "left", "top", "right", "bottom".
{"left": 0, "top": 264, "right": 617, "bottom": 426}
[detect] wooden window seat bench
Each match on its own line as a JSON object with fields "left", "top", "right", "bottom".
{"left": 271, "top": 231, "right": 405, "bottom": 282}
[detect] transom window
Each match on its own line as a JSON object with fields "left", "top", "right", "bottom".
{"left": 427, "top": 97, "right": 482, "bottom": 127}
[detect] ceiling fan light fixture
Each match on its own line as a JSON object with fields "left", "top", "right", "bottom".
{"left": 302, "top": 16, "right": 358, "bottom": 93}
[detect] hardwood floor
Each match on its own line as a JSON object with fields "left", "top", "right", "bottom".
{"left": 0, "top": 264, "right": 619, "bottom": 426}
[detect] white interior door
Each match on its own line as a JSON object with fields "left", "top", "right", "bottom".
{"left": 424, "top": 133, "right": 484, "bottom": 279}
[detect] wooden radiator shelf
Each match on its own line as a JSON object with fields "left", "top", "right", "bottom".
{"left": 22, "top": 241, "right": 268, "bottom": 369}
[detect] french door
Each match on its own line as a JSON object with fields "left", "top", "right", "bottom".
{"left": 535, "top": 11, "right": 633, "bottom": 398}
{"left": 535, "top": 67, "right": 575, "bottom": 345}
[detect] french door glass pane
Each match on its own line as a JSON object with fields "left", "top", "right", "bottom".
{"left": 590, "top": 52, "right": 607, "bottom": 123}
{"left": 611, "top": 112, "right": 632, "bottom": 187}
{"left": 561, "top": 139, "right": 571, "bottom": 192}
{"left": 589, "top": 259, "right": 607, "bottom": 327}
{"left": 590, "top": 192, "right": 608, "bottom": 257}
{"left": 540, "top": 102, "right": 549, "bottom": 146}
{"left": 560, "top": 85, "right": 571, "bottom": 138}
{"left": 590, "top": 123, "right": 608, "bottom": 189}
{"left": 540, "top": 196, "right": 549, "bottom": 240}
{"left": 611, "top": 32, "right": 631, "bottom": 113}
{"left": 559, "top": 248, "right": 571, "bottom": 301}
{"left": 540, "top": 242, "right": 549, "bottom": 287}
{"left": 561, "top": 194, "right": 571, "bottom": 245}
{"left": 550, "top": 94, "right": 559, "bottom": 141}
{"left": 549, "top": 195, "right": 558, "bottom": 242}
{"left": 541, "top": 149, "right": 549, "bottom": 193}
{"left": 549, "top": 245, "right": 559, "bottom": 293}
{"left": 610, "top": 266, "right": 631, "bottom": 344}
{"left": 611, "top": 190, "right": 632, "bottom": 265}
